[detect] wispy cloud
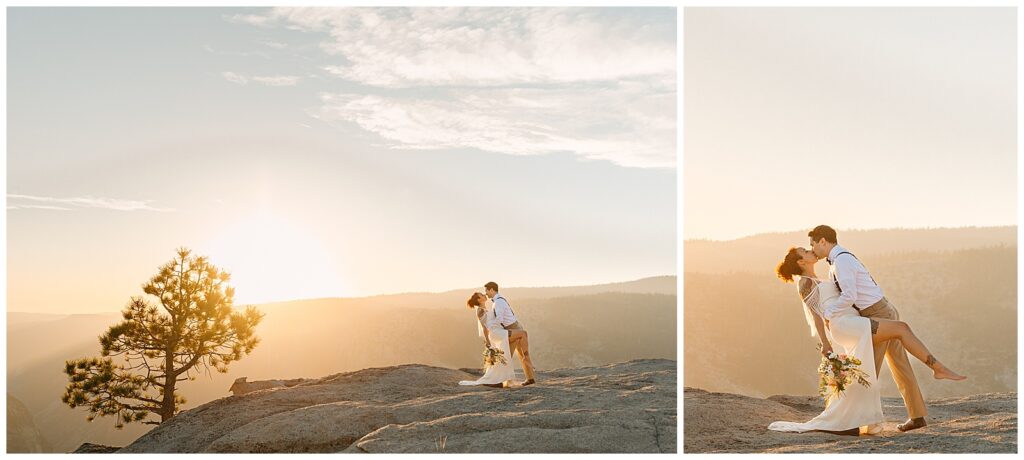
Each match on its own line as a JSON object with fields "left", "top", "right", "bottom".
{"left": 260, "top": 40, "right": 288, "bottom": 49}
{"left": 7, "top": 194, "right": 173, "bottom": 212}
{"left": 7, "top": 205, "right": 71, "bottom": 211}
{"left": 222, "top": 71, "right": 300, "bottom": 86}
{"left": 314, "top": 83, "right": 675, "bottom": 168}
{"left": 233, "top": 8, "right": 676, "bottom": 88}
{"left": 222, "top": 71, "right": 249, "bottom": 85}
{"left": 252, "top": 75, "right": 301, "bottom": 86}
{"left": 223, "top": 13, "right": 276, "bottom": 27}
{"left": 230, "top": 7, "right": 676, "bottom": 168}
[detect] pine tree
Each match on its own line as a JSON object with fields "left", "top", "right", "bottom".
{"left": 62, "top": 248, "right": 264, "bottom": 428}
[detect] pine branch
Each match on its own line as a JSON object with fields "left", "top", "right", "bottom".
{"left": 62, "top": 248, "right": 263, "bottom": 430}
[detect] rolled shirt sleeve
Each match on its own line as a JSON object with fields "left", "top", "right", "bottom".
{"left": 824, "top": 255, "right": 860, "bottom": 320}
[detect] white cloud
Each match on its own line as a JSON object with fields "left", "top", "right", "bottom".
{"left": 252, "top": 75, "right": 300, "bottom": 86}
{"left": 236, "top": 7, "right": 676, "bottom": 88}
{"left": 222, "top": 72, "right": 300, "bottom": 86}
{"left": 222, "top": 71, "right": 249, "bottom": 85}
{"left": 261, "top": 41, "right": 288, "bottom": 49}
{"left": 223, "top": 13, "right": 276, "bottom": 27}
{"left": 230, "top": 7, "right": 676, "bottom": 168}
{"left": 315, "top": 83, "right": 676, "bottom": 168}
{"left": 7, "top": 205, "right": 71, "bottom": 211}
{"left": 7, "top": 194, "right": 173, "bottom": 212}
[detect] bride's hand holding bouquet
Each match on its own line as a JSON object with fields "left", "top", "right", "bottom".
{"left": 816, "top": 343, "right": 871, "bottom": 402}
{"left": 482, "top": 345, "right": 507, "bottom": 369}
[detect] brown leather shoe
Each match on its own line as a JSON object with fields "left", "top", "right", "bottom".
{"left": 522, "top": 379, "right": 536, "bottom": 386}
{"left": 897, "top": 417, "right": 927, "bottom": 432}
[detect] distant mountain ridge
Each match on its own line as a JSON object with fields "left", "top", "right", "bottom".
{"left": 7, "top": 395, "right": 50, "bottom": 453}
{"left": 8, "top": 275, "right": 676, "bottom": 318}
{"left": 686, "top": 225, "right": 1016, "bottom": 244}
{"left": 344, "top": 275, "right": 677, "bottom": 310}
{"left": 8, "top": 277, "right": 676, "bottom": 453}
{"left": 685, "top": 226, "right": 1015, "bottom": 274}
{"left": 684, "top": 229, "right": 1016, "bottom": 404}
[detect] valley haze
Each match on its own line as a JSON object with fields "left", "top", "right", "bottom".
{"left": 7, "top": 276, "right": 677, "bottom": 453}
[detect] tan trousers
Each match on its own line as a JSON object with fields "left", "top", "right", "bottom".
{"left": 858, "top": 298, "right": 928, "bottom": 419}
{"left": 504, "top": 322, "right": 536, "bottom": 381}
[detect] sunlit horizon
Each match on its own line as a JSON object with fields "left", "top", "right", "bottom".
{"left": 7, "top": 7, "right": 677, "bottom": 315}
{"left": 7, "top": 271, "right": 677, "bottom": 317}
{"left": 683, "top": 223, "right": 1018, "bottom": 243}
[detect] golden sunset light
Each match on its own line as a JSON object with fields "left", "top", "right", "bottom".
{"left": 6, "top": 5, "right": 680, "bottom": 455}
{"left": 683, "top": 7, "right": 1015, "bottom": 454}
{"left": 198, "top": 212, "right": 347, "bottom": 305}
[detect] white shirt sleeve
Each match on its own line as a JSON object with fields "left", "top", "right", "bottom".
{"left": 824, "top": 255, "right": 859, "bottom": 320}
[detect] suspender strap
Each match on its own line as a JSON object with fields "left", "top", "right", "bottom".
{"left": 830, "top": 251, "right": 877, "bottom": 311}
{"left": 495, "top": 295, "right": 516, "bottom": 327}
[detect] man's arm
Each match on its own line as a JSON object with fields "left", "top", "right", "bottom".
{"left": 824, "top": 255, "right": 859, "bottom": 319}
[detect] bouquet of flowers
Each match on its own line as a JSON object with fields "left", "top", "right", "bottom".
{"left": 816, "top": 344, "right": 871, "bottom": 402}
{"left": 482, "top": 346, "right": 507, "bottom": 369}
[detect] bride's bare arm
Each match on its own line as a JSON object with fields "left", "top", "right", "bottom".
{"left": 800, "top": 278, "right": 832, "bottom": 356}
{"left": 476, "top": 307, "right": 492, "bottom": 347}
{"left": 811, "top": 313, "right": 832, "bottom": 356}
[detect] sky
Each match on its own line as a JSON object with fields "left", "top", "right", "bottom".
{"left": 684, "top": 8, "right": 1016, "bottom": 241}
{"left": 6, "top": 7, "right": 677, "bottom": 313}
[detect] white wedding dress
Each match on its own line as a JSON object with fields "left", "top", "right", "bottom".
{"left": 768, "top": 276, "right": 883, "bottom": 433}
{"left": 459, "top": 300, "right": 516, "bottom": 386}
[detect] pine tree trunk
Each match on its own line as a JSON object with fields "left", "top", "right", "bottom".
{"left": 160, "top": 354, "right": 176, "bottom": 422}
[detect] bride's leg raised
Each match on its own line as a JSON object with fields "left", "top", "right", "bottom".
{"left": 871, "top": 319, "right": 966, "bottom": 381}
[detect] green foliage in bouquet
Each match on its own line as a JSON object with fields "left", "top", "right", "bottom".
{"left": 816, "top": 343, "right": 871, "bottom": 402}
{"left": 482, "top": 346, "right": 508, "bottom": 369}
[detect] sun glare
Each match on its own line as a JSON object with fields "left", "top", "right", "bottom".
{"left": 198, "top": 212, "right": 346, "bottom": 306}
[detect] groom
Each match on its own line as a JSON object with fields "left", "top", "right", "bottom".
{"left": 809, "top": 225, "right": 928, "bottom": 432}
{"left": 485, "top": 281, "right": 537, "bottom": 386}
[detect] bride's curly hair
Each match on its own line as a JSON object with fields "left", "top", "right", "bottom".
{"left": 776, "top": 247, "right": 803, "bottom": 283}
{"left": 466, "top": 292, "right": 486, "bottom": 309}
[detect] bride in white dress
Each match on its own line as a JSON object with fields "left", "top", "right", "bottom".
{"left": 459, "top": 292, "right": 516, "bottom": 388}
{"left": 769, "top": 247, "right": 966, "bottom": 435}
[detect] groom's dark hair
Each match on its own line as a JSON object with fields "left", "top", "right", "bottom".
{"left": 485, "top": 281, "right": 499, "bottom": 292}
{"left": 808, "top": 225, "right": 838, "bottom": 244}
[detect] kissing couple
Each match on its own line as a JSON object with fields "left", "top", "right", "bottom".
{"left": 770, "top": 225, "right": 966, "bottom": 436}
{"left": 458, "top": 281, "right": 537, "bottom": 389}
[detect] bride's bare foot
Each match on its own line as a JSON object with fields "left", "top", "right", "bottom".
{"left": 927, "top": 355, "right": 966, "bottom": 381}
{"left": 933, "top": 366, "right": 967, "bottom": 381}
